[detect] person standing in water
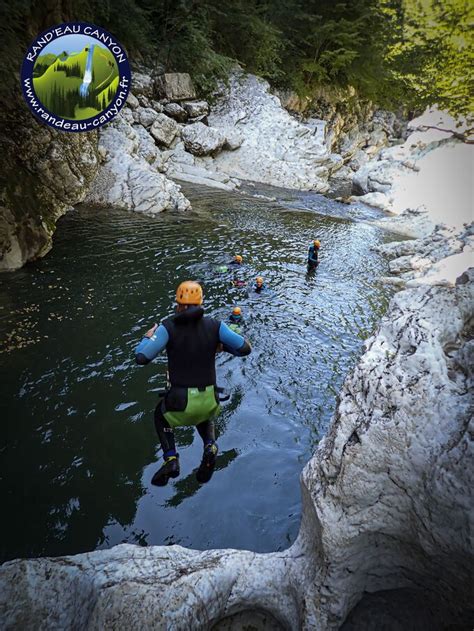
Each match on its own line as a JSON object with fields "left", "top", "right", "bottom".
{"left": 135, "top": 281, "right": 251, "bottom": 486}
{"left": 307, "top": 240, "right": 321, "bottom": 269}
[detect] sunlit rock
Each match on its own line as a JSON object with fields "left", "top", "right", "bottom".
{"left": 149, "top": 114, "right": 180, "bottom": 147}
{"left": 205, "top": 71, "right": 332, "bottom": 191}
{"left": 84, "top": 117, "right": 190, "bottom": 214}
{"left": 183, "top": 100, "right": 210, "bottom": 118}
{"left": 181, "top": 122, "right": 227, "bottom": 156}
{"left": 164, "top": 102, "right": 188, "bottom": 122}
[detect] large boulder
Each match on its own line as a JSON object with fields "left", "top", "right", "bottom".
{"left": 163, "top": 102, "right": 188, "bottom": 123}
{"left": 131, "top": 72, "right": 155, "bottom": 98}
{"left": 156, "top": 73, "right": 196, "bottom": 101}
{"left": 138, "top": 107, "right": 161, "bottom": 129}
{"left": 149, "top": 114, "right": 180, "bottom": 147}
{"left": 181, "top": 122, "right": 227, "bottom": 156}
{"left": 183, "top": 100, "right": 210, "bottom": 118}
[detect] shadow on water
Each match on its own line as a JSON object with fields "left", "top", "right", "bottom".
{"left": 0, "top": 183, "right": 401, "bottom": 560}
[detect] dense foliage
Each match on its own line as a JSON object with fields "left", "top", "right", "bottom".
{"left": 1, "top": 0, "right": 472, "bottom": 117}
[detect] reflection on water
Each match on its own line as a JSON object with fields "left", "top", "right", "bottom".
{"left": 0, "top": 184, "right": 399, "bottom": 560}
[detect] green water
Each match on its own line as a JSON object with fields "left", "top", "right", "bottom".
{"left": 0, "top": 184, "right": 398, "bottom": 561}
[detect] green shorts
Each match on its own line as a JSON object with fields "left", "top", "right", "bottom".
{"left": 163, "top": 385, "right": 221, "bottom": 429}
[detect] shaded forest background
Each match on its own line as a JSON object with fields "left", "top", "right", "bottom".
{"left": 1, "top": 0, "right": 472, "bottom": 118}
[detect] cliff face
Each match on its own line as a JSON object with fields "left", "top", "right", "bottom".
{"left": 301, "top": 269, "right": 474, "bottom": 628}
{"left": 0, "top": 112, "right": 99, "bottom": 271}
{"left": 0, "top": 1, "right": 103, "bottom": 271}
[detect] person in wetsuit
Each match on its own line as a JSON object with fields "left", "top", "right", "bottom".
{"left": 254, "top": 276, "right": 266, "bottom": 292}
{"left": 217, "top": 255, "right": 242, "bottom": 274}
{"left": 229, "top": 254, "right": 243, "bottom": 266}
{"left": 307, "top": 240, "right": 320, "bottom": 269}
{"left": 228, "top": 306, "right": 244, "bottom": 333}
{"left": 135, "top": 281, "right": 251, "bottom": 487}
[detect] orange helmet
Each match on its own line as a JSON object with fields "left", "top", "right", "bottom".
{"left": 256, "top": 276, "right": 264, "bottom": 286}
{"left": 314, "top": 240, "right": 321, "bottom": 249}
{"left": 234, "top": 255, "right": 243, "bottom": 264}
{"left": 176, "top": 281, "right": 203, "bottom": 305}
{"left": 232, "top": 307, "right": 242, "bottom": 316}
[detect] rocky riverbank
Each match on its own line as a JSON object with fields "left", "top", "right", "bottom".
{"left": 86, "top": 67, "right": 402, "bottom": 209}
{"left": 0, "top": 66, "right": 402, "bottom": 271}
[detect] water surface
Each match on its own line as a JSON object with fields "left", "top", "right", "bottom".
{"left": 0, "top": 184, "right": 398, "bottom": 560}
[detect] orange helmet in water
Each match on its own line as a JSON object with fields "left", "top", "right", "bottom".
{"left": 234, "top": 255, "right": 243, "bottom": 264}
{"left": 314, "top": 240, "right": 321, "bottom": 249}
{"left": 232, "top": 307, "right": 242, "bottom": 316}
{"left": 176, "top": 281, "right": 203, "bottom": 305}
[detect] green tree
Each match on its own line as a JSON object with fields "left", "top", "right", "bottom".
{"left": 384, "top": 0, "right": 474, "bottom": 120}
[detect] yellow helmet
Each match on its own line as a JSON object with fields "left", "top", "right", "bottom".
{"left": 232, "top": 306, "right": 242, "bottom": 316}
{"left": 176, "top": 281, "right": 203, "bottom": 305}
{"left": 314, "top": 240, "right": 321, "bottom": 249}
{"left": 256, "top": 276, "right": 264, "bottom": 285}
{"left": 234, "top": 255, "right": 243, "bottom": 264}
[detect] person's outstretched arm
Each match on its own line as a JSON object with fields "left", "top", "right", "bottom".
{"left": 135, "top": 324, "right": 169, "bottom": 365}
{"left": 219, "top": 322, "right": 251, "bottom": 356}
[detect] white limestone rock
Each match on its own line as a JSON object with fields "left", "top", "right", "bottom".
{"left": 138, "top": 107, "right": 161, "bottom": 129}
{"left": 181, "top": 122, "right": 227, "bottom": 156}
{"left": 149, "top": 114, "right": 180, "bottom": 147}
{"left": 351, "top": 108, "right": 473, "bottom": 237}
{"left": 301, "top": 270, "right": 474, "bottom": 628}
{"left": 156, "top": 73, "right": 196, "bottom": 101}
{"left": 164, "top": 102, "right": 188, "bottom": 122}
{"left": 183, "top": 100, "right": 210, "bottom": 118}
{"left": 131, "top": 71, "right": 155, "bottom": 98}
{"left": 126, "top": 92, "right": 139, "bottom": 110}
{"left": 84, "top": 117, "right": 190, "bottom": 214}
{"left": 205, "top": 70, "right": 333, "bottom": 191}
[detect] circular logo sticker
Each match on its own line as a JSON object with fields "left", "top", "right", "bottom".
{"left": 21, "top": 22, "right": 131, "bottom": 132}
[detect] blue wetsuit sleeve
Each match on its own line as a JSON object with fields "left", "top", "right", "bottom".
{"left": 308, "top": 246, "right": 318, "bottom": 263}
{"left": 219, "top": 322, "right": 251, "bottom": 356}
{"left": 135, "top": 324, "right": 169, "bottom": 363}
